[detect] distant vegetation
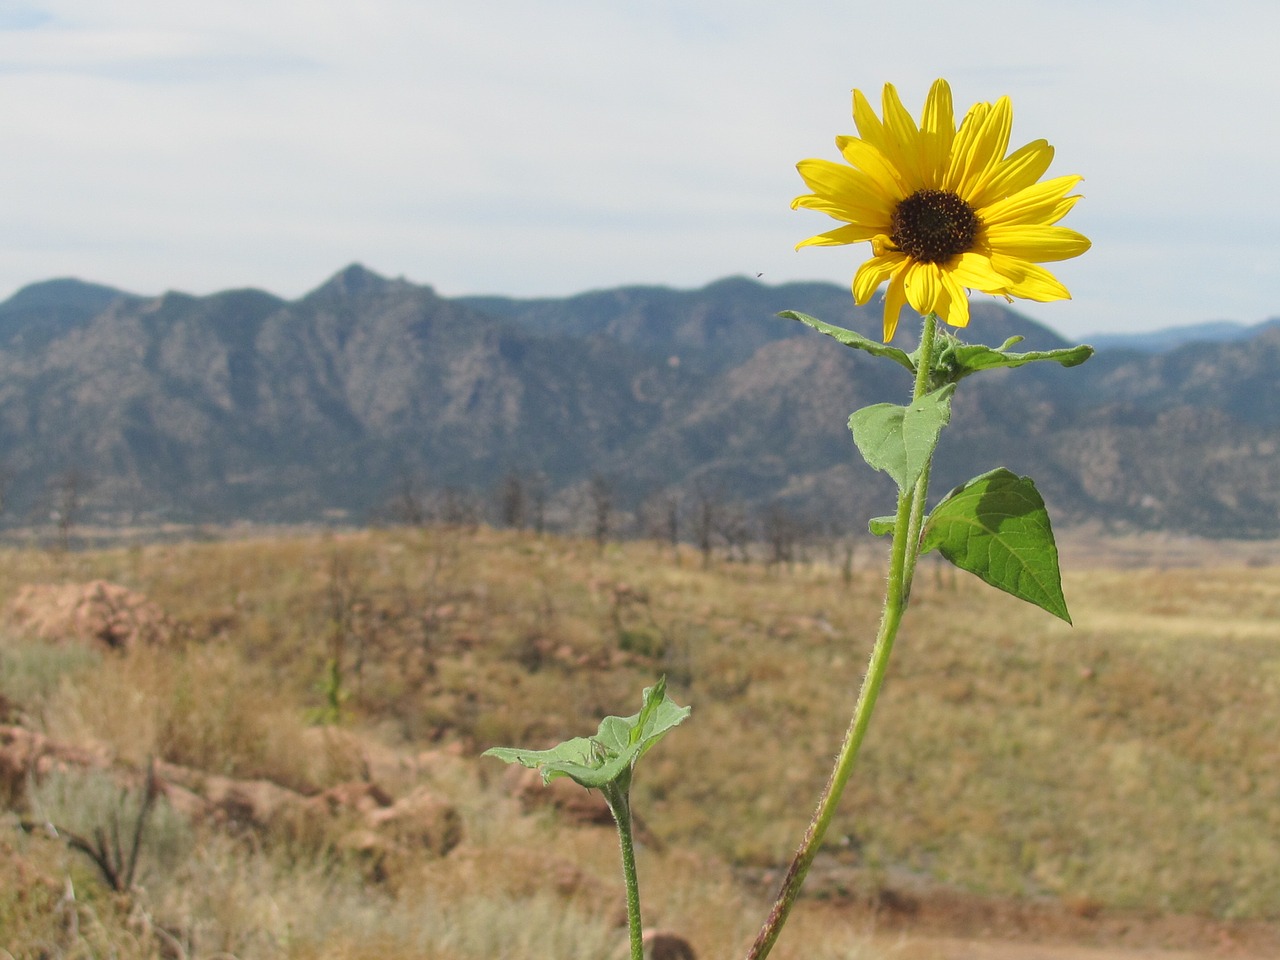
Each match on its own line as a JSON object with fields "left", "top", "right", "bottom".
{"left": 1, "top": 266, "right": 1279, "bottom": 537}
{"left": 3, "top": 525, "right": 1279, "bottom": 956}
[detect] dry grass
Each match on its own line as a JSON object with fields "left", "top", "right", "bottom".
{"left": 2, "top": 526, "right": 1280, "bottom": 957}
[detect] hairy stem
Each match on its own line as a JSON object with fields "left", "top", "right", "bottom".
{"left": 745, "top": 313, "right": 940, "bottom": 960}
{"left": 607, "top": 786, "right": 645, "bottom": 960}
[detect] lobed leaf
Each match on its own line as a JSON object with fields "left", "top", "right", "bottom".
{"left": 483, "top": 678, "right": 690, "bottom": 791}
{"left": 939, "top": 340, "right": 1094, "bottom": 382}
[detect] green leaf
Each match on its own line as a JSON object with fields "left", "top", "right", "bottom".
{"left": 868, "top": 516, "right": 896, "bottom": 537}
{"left": 939, "top": 341, "right": 1094, "bottom": 382}
{"left": 920, "top": 468, "right": 1071, "bottom": 623}
{"left": 781, "top": 311, "right": 916, "bottom": 373}
{"left": 483, "top": 677, "right": 691, "bottom": 791}
{"left": 848, "top": 385, "right": 955, "bottom": 492}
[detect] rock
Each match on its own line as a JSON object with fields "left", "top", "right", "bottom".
{"left": 295, "top": 726, "right": 371, "bottom": 791}
{"left": 6, "top": 581, "right": 176, "bottom": 651}
{"left": 1, "top": 719, "right": 463, "bottom": 883}
{"left": 503, "top": 765, "right": 613, "bottom": 827}
{"left": 366, "top": 784, "right": 462, "bottom": 858}
{"left": 176, "top": 770, "right": 309, "bottom": 833}
{"left": 318, "top": 780, "right": 394, "bottom": 817}
{"left": 0, "top": 725, "right": 113, "bottom": 808}
{"left": 0, "top": 726, "right": 41, "bottom": 807}
{"left": 338, "top": 827, "right": 394, "bottom": 883}
{"left": 642, "top": 931, "right": 697, "bottom": 960}
{"left": 614, "top": 930, "right": 698, "bottom": 960}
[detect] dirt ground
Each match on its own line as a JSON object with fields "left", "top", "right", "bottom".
{"left": 801, "top": 883, "right": 1280, "bottom": 960}
{"left": 884, "top": 531, "right": 1280, "bottom": 960}
{"left": 1053, "top": 526, "right": 1280, "bottom": 570}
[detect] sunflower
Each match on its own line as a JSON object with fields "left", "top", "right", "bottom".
{"left": 792, "top": 79, "right": 1090, "bottom": 342}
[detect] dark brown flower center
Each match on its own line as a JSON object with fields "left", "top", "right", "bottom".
{"left": 890, "top": 189, "right": 981, "bottom": 263}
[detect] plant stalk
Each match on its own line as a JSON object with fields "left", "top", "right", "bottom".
{"left": 607, "top": 786, "right": 645, "bottom": 960}
{"left": 745, "top": 313, "right": 940, "bottom": 960}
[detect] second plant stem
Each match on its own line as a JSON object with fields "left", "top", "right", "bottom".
{"left": 745, "top": 313, "right": 941, "bottom": 960}
{"left": 606, "top": 783, "right": 645, "bottom": 960}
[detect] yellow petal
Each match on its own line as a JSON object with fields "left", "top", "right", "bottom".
{"left": 989, "top": 255, "right": 1072, "bottom": 301}
{"left": 942, "top": 101, "right": 986, "bottom": 194}
{"left": 919, "top": 79, "right": 956, "bottom": 187}
{"left": 967, "top": 139, "right": 1055, "bottom": 209}
{"left": 882, "top": 267, "right": 909, "bottom": 342}
{"left": 946, "top": 96, "right": 1012, "bottom": 197}
{"left": 835, "top": 136, "right": 910, "bottom": 202}
{"left": 879, "top": 82, "right": 926, "bottom": 191}
{"left": 795, "top": 223, "right": 883, "bottom": 249}
{"left": 979, "top": 175, "right": 1083, "bottom": 227}
{"left": 947, "top": 251, "right": 1011, "bottom": 294}
{"left": 852, "top": 87, "right": 887, "bottom": 150}
{"left": 986, "top": 224, "right": 1092, "bottom": 262}
{"left": 794, "top": 158, "right": 897, "bottom": 223}
{"left": 902, "top": 261, "right": 943, "bottom": 317}
{"left": 793, "top": 192, "right": 895, "bottom": 227}
{"left": 938, "top": 268, "right": 971, "bottom": 328}
{"left": 852, "top": 251, "right": 905, "bottom": 304}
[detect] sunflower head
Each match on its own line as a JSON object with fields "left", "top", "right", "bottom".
{"left": 792, "top": 79, "right": 1090, "bottom": 342}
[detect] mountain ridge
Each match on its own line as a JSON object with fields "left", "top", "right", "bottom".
{"left": 0, "top": 264, "right": 1276, "bottom": 538}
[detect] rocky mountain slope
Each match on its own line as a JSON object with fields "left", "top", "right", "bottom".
{"left": 0, "top": 265, "right": 1276, "bottom": 537}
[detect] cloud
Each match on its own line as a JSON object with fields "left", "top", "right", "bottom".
{"left": 1, "top": 1, "right": 1279, "bottom": 336}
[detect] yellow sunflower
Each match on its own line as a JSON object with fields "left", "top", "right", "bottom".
{"left": 793, "top": 79, "right": 1090, "bottom": 342}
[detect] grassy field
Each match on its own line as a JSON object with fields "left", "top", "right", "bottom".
{"left": 2, "top": 525, "right": 1279, "bottom": 958}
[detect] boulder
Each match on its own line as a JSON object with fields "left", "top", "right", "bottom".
{"left": 642, "top": 931, "right": 697, "bottom": 960}
{"left": 6, "top": 581, "right": 176, "bottom": 651}
{"left": 503, "top": 764, "right": 613, "bottom": 827}
{"left": 366, "top": 784, "right": 463, "bottom": 858}
{"left": 613, "top": 930, "right": 697, "bottom": 960}
{"left": 0, "top": 725, "right": 112, "bottom": 808}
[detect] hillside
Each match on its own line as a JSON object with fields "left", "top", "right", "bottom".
{"left": 0, "top": 266, "right": 1277, "bottom": 537}
{"left": 4, "top": 528, "right": 1280, "bottom": 957}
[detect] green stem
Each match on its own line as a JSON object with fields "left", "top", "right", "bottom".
{"left": 607, "top": 786, "right": 645, "bottom": 960}
{"left": 745, "top": 313, "right": 940, "bottom": 960}
{"left": 901, "top": 313, "right": 940, "bottom": 598}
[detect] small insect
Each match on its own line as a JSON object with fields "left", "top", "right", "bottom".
{"left": 590, "top": 738, "right": 609, "bottom": 765}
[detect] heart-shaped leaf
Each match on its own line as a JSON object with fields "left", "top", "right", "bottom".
{"left": 848, "top": 385, "right": 955, "bottom": 492}
{"left": 920, "top": 468, "right": 1071, "bottom": 623}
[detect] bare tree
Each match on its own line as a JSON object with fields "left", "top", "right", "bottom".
{"left": 762, "top": 501, "right": 803, "bottom": 569}
{"left": 437, "top": 487, "right": 480, "bottom": 528}
{"left": 528, "top": 472, "right": 549, "bottom": 535}
{"left": 692, "top": 481, "right": 722, "bottom": 568}
{"left": 635, "top": 489, "right": 678, "bottom": 547}
{"left": 50, "top": 468, "right": 91, "bottom": 552}
{"left": 717, "top": 502, "right": 752, "bottom": 564}
{"left": 497, "top": 470, "right": 526, "bottom": 530}
{"left": 816, "top": 518, "right": 860, "bottom": 585}
{"left": 21, "top": 761, "right": 160, "bottom": 895}
{"left": 662, "top": 492, "right": 681, "bottom": 561}
{"left": 386, "top": 471, "right": 430, "bottom": 526}
{"left": 840, "top": 534, "right": 858, "bottom": 585}
{"left": 588, "top": 473, "right": 614, "bottom": 549}
{"left": 0, "top": 462, "right": 11, "bottom": 519}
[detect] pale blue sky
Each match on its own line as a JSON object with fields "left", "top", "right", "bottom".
{"left": 1, "top": 1, "right": 1277, "bottom": 338}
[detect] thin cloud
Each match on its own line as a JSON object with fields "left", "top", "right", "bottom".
{"left": 1, "top": 1, "right": 1278, "bottom": 336}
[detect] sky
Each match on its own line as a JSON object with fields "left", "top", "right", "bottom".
{"left": 2, "top": 1, "right": 1278, "bottom": 339}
